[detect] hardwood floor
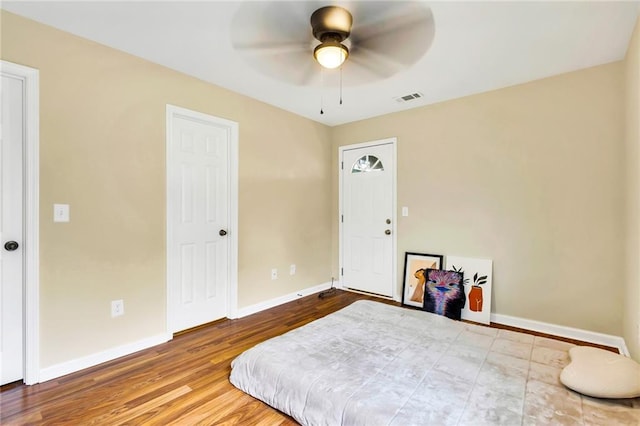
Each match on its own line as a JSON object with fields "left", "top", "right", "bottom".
{"left": 0, "top": 290, "right": 616, "bottom": 425}
{"left": 0, "top": 290, "right": 386, "bottom": 425}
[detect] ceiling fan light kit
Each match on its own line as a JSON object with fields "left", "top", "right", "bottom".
{"left": 314, "top": 38, "right": 349, "bottom": 69}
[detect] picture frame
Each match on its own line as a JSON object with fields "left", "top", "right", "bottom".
{"left": 422, "top": 268, "right": 466, "bottom": 320}
{"left": 445, "top": 256, "right": 493, "bottom": 324}
{"left": 401, "top": 252, "right": 444, "bottom": 308}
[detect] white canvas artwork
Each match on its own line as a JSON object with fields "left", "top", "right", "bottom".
{"left": 445, "top": 256, "right": 493, "bottom": 324}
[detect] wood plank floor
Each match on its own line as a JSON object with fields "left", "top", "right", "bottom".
{"left": 0, "top": 290, "right": 616, "bottom": 425}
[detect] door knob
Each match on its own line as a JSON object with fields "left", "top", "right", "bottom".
{"left": 4, "top": 241, "right": 19, "bottom": 251}
{"left": 386, "top": 219, "right": 391, "bottom": 224}
{"left": 385, "top": 229, "right": 391, "bottom": 235}
{"left": 219, "top": 229, "right": 228, "bottom": 236}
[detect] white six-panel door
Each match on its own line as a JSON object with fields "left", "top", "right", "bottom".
{"left": 1, "top": 74, "right": 25, "bottom": 385}
{"left": 341, "top": 140, "right": 396, "bottom": 297}
{"left": 167, "top": 107, "right": 236, "bottom": 333}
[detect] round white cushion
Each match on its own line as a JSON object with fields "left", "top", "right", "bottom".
{"left": 560, "top": 346, "right": 640, "bottom": 399}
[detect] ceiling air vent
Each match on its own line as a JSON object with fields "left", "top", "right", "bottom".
{"left": 394, "top": 92, "right": 424, "bottom": 103}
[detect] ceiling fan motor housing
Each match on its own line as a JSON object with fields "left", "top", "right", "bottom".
{"left": 310, "top": 6, "right": 353, "bottom": 42}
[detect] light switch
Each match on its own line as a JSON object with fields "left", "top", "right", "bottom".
{"left": 53, "top": 204, "right": 70, "bottom": 222}
{"left": 402, "top": 207, "right": 409, "bottom": 217}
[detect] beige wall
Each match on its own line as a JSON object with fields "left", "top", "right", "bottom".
{"left": 1, "top": 11, "right": 333, "bottom": 368}
{"left": 332, "top": 63, "right": 625, "bottom": 336}
{"left": 1, "top": 9, "right": 636, "bottom": 371}
{"left": 624, "top": 15, "right": 640, "bottom": 361}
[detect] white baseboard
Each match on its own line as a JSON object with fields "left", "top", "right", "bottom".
{"left": 491, "top": 313, "right": 629, "bottom": 356}
{"left": 335, "top": 280, "right": 628, "bottom": 355}
{"left": 234, "top": 281, "right": 333, "bottom": 318}
{"left": 39, "top": 333, "right": 172, "bottom": 383}
{"left": 34, "top": 295, "right": 629, "bottom": 384}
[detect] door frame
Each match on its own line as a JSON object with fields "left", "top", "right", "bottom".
{"left": 165, "top": 104, "right": 239, "bottom": 333}
{"left": 1, "top": 60, "right": 40, "bottom": 385}
{"left": 338, "top": 137, "right": 398, "bottom": 300}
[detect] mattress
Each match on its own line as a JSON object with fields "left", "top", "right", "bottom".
{"left": 229, "top": 300, "right": 563, "bottom": 425}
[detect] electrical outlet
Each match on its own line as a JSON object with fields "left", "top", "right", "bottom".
{"left": 53, "top": 204, "right": 70, "bottom": 222}
{"left": 111, "top": 299, "right": 124, "bottom": 317}
{"left": 271, "top": 268, "right": 278, "bottom": 280}
{"left": 290, "top": 264, "right": 296, "bottom": 275}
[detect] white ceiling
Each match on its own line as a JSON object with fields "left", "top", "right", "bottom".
{"left": 3, "top": 1, "right": 639, "bottom": 126}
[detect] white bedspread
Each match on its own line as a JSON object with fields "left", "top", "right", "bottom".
{"left": 229, "top": 300, "right": 590, "bottom": 426}
{"left": 230, "top": 300, "right": 487, "bottom": 425}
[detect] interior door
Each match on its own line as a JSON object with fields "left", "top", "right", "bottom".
{"left": 1, "top": 74, "right": 25, "bottom": 385}
{"left": 341, "top": 141, "right": 395, "bottom": 297}
{"left": 167, "top": 110, "right": 230, "bottom": 333}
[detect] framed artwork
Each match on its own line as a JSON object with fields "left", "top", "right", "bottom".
{"left": 445, "top": 256, "right": 493, "bottom": 324}
{"left": 401, "top": 252, "right": 444, "bottom": 308}
{"left": 423, "top": 269, "right": 466, "bottom": 320}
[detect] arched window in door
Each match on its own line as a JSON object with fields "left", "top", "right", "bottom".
{"left": 351, "top": 155, "right": 384, "bottom": 173}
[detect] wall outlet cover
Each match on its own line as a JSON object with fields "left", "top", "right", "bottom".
{"left": 53, "top": 204, "right": 70, "bottom": 222}
{"left": 111, "top": 299, "right": 124, "bottom": 317}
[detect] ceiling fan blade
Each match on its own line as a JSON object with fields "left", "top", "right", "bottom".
{"left": 348, "top": 48, "right": 403, "bottom": 79}
{"left": 242, "top": 49, "right": 319, "bottom": 87}
{"left": 350, "top": 2, "right": 435, "bottom": 67}
{"left": 234, "top": 41, "right": 309, "bottom": 56}
{"left": 231, "top": 2, "right": 313, "bottom": 49}
{"left": 295, "top": 59, "right": 321, "bottom": 87}
{"left": 230, "top": 1, "right": 331, "bottom": 85}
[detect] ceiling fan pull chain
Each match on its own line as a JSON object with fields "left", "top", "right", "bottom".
{"left": 340, "top": 66, "right": 343, "bottom": 105}
{"left": 320, "top": 67, "right": 325, "bottom": 114}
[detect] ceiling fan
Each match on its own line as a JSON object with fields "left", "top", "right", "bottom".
{"left": 231, "top": 1, "right": 435, "bottom": 87}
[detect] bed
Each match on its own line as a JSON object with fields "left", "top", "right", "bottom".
{"left": 229, "top": 300, "right": 592, "bottom": 425}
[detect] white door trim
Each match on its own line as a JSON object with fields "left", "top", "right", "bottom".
{"left": 338, "top": 138, "right": 398, "bottom": 300}
{"left": 165, "top": 104, "right": 239, "bottom": 333}
{"left": 1, "top": 60, "right": 40, "bottom": 385}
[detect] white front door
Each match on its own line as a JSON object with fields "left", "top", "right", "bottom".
{"left": 1, "top": 74, "right": 25, "bottom": 385}
{"left": 167, "top": 106, "right": 236, "bottom": 333}
{"left": 340, "top": 140, "right": 396, "bottom": 297}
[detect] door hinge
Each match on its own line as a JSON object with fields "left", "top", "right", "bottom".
{"left": 341, "top": 268, "right": 343, "bottom": 276}
{"left": 341, "top": 161, "right": 344, "bottom": 170}
{"left": 341, "top": 214, "right": 343, "bottom": 223}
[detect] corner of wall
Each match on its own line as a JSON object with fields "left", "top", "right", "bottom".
{"left": 623, "top": 14, "right": 640, "bottom": 362}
